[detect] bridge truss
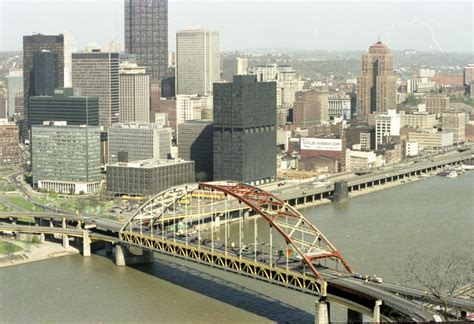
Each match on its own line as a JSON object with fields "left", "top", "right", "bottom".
{"left": 120, "top": 182, "right": 353, "bottom": 294}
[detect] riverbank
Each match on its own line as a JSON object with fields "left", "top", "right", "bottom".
{"left": 294, "top": 170, "right": 443, "bottom": 210}
{"left": 0, "top": 239, "right": 79, "bottom": 268}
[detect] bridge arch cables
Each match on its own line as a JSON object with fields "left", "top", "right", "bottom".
{"left": 120, "top": 181, "right": 353, "bottom": 291}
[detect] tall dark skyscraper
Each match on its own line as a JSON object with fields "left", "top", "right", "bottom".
{"left": 32, "top": 50, "right": 58, "bottom": 97}
{"left": 23, "top": 34, "right": 64, "bottom": 124}
{"left": 213, "top": 75, "right": 277, "bottom": 184}
{"left": 124, "top": 0, "right": 168, "bottom": 81}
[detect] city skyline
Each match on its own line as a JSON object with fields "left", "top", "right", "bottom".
{"left": 0, "top": 0, "right": 472, "bottom": 52}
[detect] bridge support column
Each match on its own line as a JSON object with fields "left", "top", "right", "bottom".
{"left": 115, "top": 245, "right": 126, "bottom": 266}
{"left": 315, "top": 281, "right": 330, "bottom": 324}
{"left": 372, "top": 300, "right": 382, "bottom": 323}
{"left": 39, "top": 233, "right": 45, "bottom": 243}
{"left": 62, "top": 235, "right": 69, "bottom": 249}
{"left": 62, "top": 218, "right": 66, "bottom": 229}
{"left": 347, "top": 309, "right": 363, "bottom": 323}
{"left": 315, "top": 297, "right": 330, "bottom": 324}
{"left": 334, "top": 181, "right": 349, "bottom": 203}
{"left": 105, "top": 242, "right": 113, "bottom": 254}
{"left": 82, "top": 230, "right": 91, "bottom": 257}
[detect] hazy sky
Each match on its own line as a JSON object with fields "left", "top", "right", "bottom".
{"left": 1, "top": 0, "right": 473, "bottom": 52}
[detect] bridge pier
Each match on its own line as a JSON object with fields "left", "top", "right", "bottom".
{"left": 115, "top": 245, "right": 126, "bottom": 266}
{"left": 62, "top": 218, "right": 66, "bottom": 229}
{"left": 315, "top": 281, "right": 330, "bottom": 324}
{"left": 373, "top": 300, "right": 382, "bottom": 323}
{"left": 315, "top": 297, "right": 330, "bottom": 324}
{"left": 334, "top": 181, "right": 349, "bottom": 203}
{"left": 114, "top": 245, "right": 154, "bottom": 266}
{"left": 39, "top": 232, "right": 45, "bottom": 243}
{"left": 62, "top": 234, "right": 69, "bottom": 249}
{"left": 347, "top": 309, "right": 363, "bottom": 323}
{"left": 82, "top": 230, "right": 91, "bottom": 257}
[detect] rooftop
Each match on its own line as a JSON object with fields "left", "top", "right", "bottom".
{"left": 109, "top": 159, "right": 193, "bottom": 169}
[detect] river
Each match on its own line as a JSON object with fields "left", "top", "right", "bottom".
{"left": 1, "top": 172, "right": 472, "bottom": 323}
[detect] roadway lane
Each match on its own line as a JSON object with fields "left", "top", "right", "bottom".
{"left": 0, "top": 212, "right": 124, "bottom": 232}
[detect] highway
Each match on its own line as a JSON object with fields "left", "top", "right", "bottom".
{"left": 364, "top": 281, "right": 474, "bottom": 312}
{"left": 323, "top": 273, "right": 440, "bottom": 322}
{"left": 260, "top": 147, "right": 473, "bottom": 203}
{"left": 0, "top": 212, "right": 123, "bottom": 232}
{"left": 0, "top": 224, "right": 118, "bottom": 242}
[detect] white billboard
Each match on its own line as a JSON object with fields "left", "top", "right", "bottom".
{"left": 301, "top": 138, "right": 342, "bottom": 151}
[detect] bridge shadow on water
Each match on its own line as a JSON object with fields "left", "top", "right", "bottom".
{"left": 127, "top": 255, "right": 314, "bottom": 323}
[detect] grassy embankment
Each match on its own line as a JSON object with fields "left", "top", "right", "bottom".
{"left": 0, "top": 241, "right": 23, "bottom": 254}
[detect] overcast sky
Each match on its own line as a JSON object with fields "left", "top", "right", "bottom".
{"left": 1, "top": 0, "right": 473, "bottom": 52}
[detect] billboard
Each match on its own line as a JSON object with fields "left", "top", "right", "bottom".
{"left": 301, "top": 138, "right": 342, "bottom": 151}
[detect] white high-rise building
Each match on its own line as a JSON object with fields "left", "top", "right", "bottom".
{"left": 63, "top": 31, "right": 77, "bottom": 88}
{"left": 6, "top": 69, "right": 23, "bottom": 118}
{"left": 175, "top": 94, "right": 211, "bottom": 126}
{"left": 375, "top": 109, "right": 400, "bottom": 149}
{"left": 119, "top": 62, "right": 149, "bottom": 123}
{"left": 176, "top": 28, "right": 220, "bottom": 96}
{"left": 248, "top": 64, "right": 304, "bottom": 108}
{"left": 236, "top": 57, "right": 248, "bottom": 76}
{"left": 176, "top": 95, "right": 197, "bottom": 126}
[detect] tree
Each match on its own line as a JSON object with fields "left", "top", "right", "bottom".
{"left": 407, "top": 252, "right": 473, "bottom": 320}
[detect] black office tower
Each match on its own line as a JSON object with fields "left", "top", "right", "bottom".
{"left": 23, "top": 34, "right": 64, "bottom": 124}
{"left": 178, "top": 120, "right": 213, "bottom": 181}
{"left": 125, "top": 0, "right": 168, "bottom": 81}
{"left": 32, "top": 51, "right": 58, "bottom": 97}
{"left": 213, "top": 75, "right": 277, "bottom": 184}
{"left": 29, "top": 88, "right": 99, "bottom": 126}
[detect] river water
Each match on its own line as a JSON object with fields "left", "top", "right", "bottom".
{"left": 1, "top": 172, "right": 472, "bottom": 323}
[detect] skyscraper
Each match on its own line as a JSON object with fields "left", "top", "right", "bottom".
{"left": 119, "top": 62, "right": 150, "bottom": 123}
{"left": 63, "top": 31, "right": 77, "bottom": 88}
{"left": 32, "top": 50, "right": 58, "bottom": 97}
{"left": 29, "top": 88, "right": 99, "bottom": 126}
{"left": 176, "top": 28, "right": 220, "bottom": 96}
{"left": 357, "top": 41, "right": 397, "bottom": 122}
{"left": 124, "top": 0, "right": 168, "bottom": 81}
{"left": 72, "top": 51, "right": 119, "bottom": 127}
{"left": 213, "top": 75, "right": 276, "bottom": 184}
{"left": 7, "top": 69, "right": 23, "bottom": 118}
{"left": 23, "top": 34, "right": 64, "bottom": 123}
